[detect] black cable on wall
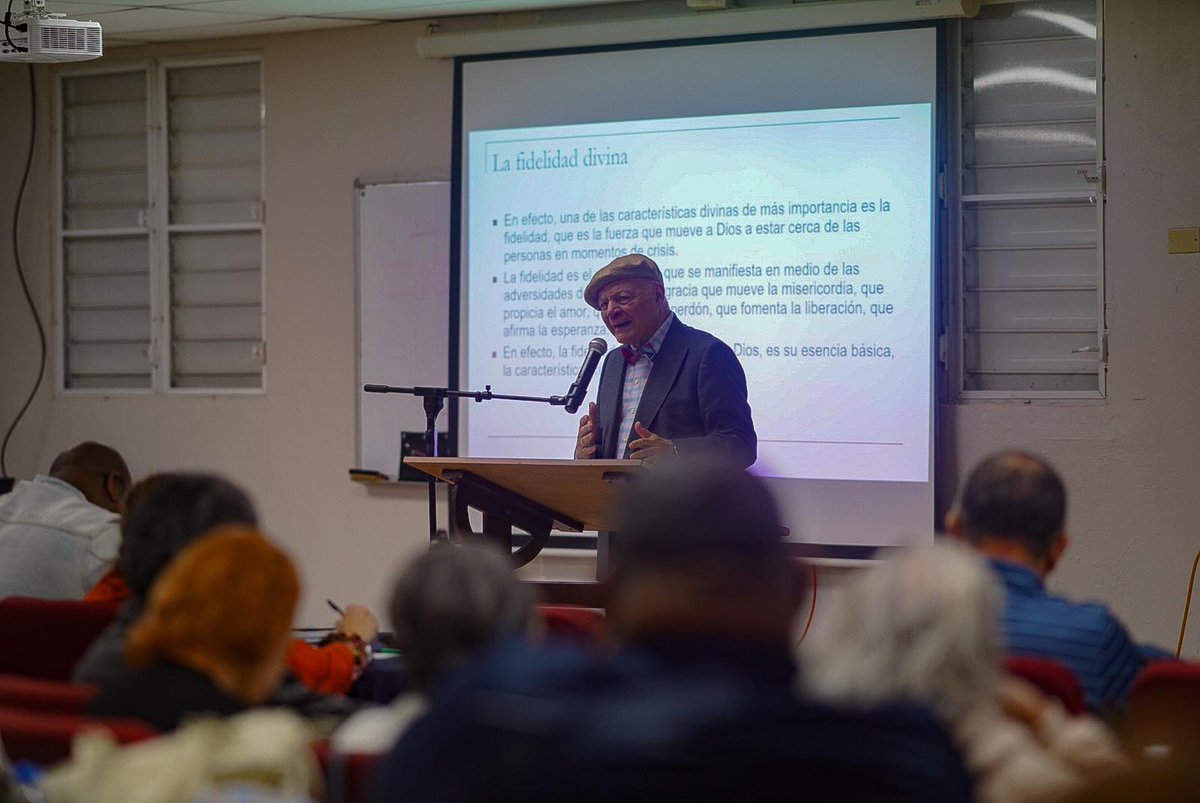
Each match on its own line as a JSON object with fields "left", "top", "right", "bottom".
{"left": 1, "top": 64, "right": 48, "bottom": 477}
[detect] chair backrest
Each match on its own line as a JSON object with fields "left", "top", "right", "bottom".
{"left": 0, "top": 705, "right": 156, "bottom": 765}
{"left": 1003, "top": 656, "right": 1087, "bottom": 716}
{"left": 536, "top": 605, "right": 608, "bottom": 647}
{"left": 1127, "top": 660, "right": 1200, "bottom": 756}
{"left": 0, "top": 597, "right": 120, "bottom": 680}
{"left": 0, "top": 674, "right": 99, "bottom": 714}
{"left": 313, "top": 741, "right": 384, "bottom": 803}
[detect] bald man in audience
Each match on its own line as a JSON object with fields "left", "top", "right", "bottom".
{"left": 947, "top": 450, "right": 1157, "bottom": 716}
{"left": 0, "top": 442, "right": 130, "bottom": 599}
{"left": 377, "top": 460, "right": 971, "bottom": 803}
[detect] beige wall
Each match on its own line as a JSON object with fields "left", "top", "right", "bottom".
{"left": 0, "top": 22, "right": 454, "bottom": 625}
{"left": 953, "top": 0, "right": 1200, "bottom": 654}
{"left": 2, "top": 1, "right": 1200, "bottom": 649}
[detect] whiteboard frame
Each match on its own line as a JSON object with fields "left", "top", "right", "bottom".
{"left": 354, "top": 179, "right": 452, "bottom": 475}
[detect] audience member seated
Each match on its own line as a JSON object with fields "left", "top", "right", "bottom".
{"left": 375, "top": 460, "right": 973, "bottom": 803}
{"left": 42, "top": 708, "right": 319, "bottom": 803}
{"left": 0, "top": 442, "right": 129, "bottom": 600}
{"left": 289, "top": 603, "right": 378, "bottom": 695}
{"left": 82, "top": 472, "right": 166, "bottom": 604}
{"left": 86, "top": 526, "right": 298, "bottom": 731}
{"left": 332, "top": 542, "right": 535, "bottom": 754}
{"left": 947, "top": 451, "right": 1158, "bottom": 716}
{"left": 802, "top": 541, "right": 1123, "bottom": 803}
{"left": 1, "top": 737, "right": 27, "bottom": 802}
{"left": 74, "top": 473, "right": 378, "bottom": 697}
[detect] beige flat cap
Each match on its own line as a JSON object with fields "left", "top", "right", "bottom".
{"left": 584, "top": 254, "right": 664, "bottom": 310}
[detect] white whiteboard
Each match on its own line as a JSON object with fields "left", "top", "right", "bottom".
{"left": 355, "top": 180, "right": 451, "bottom": 475}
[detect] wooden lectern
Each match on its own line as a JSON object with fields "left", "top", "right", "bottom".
{"left": 404, "top": 457, "right": 640, "bottom": 606}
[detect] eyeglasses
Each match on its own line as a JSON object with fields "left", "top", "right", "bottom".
{"left": 598, "top": 293, "right": 639, "bottom": 313}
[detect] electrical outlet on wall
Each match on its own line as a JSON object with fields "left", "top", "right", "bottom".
{"left": 1167, "top": 227, "right": 1200, "bottom": 255}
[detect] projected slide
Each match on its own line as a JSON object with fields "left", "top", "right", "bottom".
{"left": 464, "top": 103, "right": 932, "bottom": 483}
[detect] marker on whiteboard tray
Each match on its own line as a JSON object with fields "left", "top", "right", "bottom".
{"left": 349, "top": 468, "right": 389, "bottom": 481}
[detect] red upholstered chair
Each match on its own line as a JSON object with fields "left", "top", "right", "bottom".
{"left": 536, "top": 605, "right": 608, "bottom": 647}
{"left": 0, "top": 597, "right": 120, "bottom": 680}
{"left": 0, "top": 705, "right": 157, "bottom": 765}
{"left": 0, "top": 675, "right": 98, "bottom": 714}
{"left": 0, "top": 592, "right": 120, "bottom": 681}
{"left": 313, "top": 741, "right": 384, "bottom": 803}
{"left": 1003, "top": 656, "right": 1087, "bottom": 716}
{"left": 1127, "top": 661, "right": 1200, "bottom": 756}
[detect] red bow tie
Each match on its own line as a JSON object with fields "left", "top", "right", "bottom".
{"left": 622, "top": 346, "right": 653, "bottom": 366}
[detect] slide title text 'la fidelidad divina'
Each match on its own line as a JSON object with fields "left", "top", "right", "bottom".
{"left": 491, "top": 147, "right": 629, "bottom": 172}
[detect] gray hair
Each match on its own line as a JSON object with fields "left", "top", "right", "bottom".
{"left": 389, "top": 542, "right": 535, "bottom": 692}
{"left": 800, "top": 540, "right": 1002, "bottom": 725}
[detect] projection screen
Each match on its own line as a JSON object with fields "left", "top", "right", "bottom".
{"left": 454, "top": 25, "right": 942, "bottom": 555}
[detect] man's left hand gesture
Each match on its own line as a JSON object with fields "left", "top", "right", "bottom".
{"left": 628, "top": 422, "right": 677, "bottom": 464}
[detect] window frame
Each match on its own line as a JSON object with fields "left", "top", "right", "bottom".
{"left": 53, "top": 54, "right": 267, "bottom": 396}
{"left": 949, "top": 0, "right": 1106, "bottom": 401}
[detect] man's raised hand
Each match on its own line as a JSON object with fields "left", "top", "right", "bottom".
{"left": 574, "top": 401, "right": 598, "bottom": 459}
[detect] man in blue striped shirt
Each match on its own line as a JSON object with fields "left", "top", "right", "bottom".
{"left": 947, "top": 451, "right": 1145, "bottom": 716}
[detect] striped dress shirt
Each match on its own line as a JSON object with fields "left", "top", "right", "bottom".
{"left": 989, "top": 558, "right": 1142, "bottom": 715}
{"left": 615, "top": 313, "right": 675, "bottom": 458}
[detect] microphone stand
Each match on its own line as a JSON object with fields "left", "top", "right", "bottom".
{"left": 363, "top": 384, "right": 569, "bottom": 543}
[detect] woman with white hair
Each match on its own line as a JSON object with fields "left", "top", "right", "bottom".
{"left": 800, "top": 540, "right": 1122, "bottom": 803}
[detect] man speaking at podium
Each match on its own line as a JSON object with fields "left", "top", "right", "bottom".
{"left": 573, "top": 254, "right": 757, "bottom": 469}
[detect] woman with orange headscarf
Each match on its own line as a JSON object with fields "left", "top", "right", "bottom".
{"left": 86, "top": 525, "right": 299, "bottom": 732}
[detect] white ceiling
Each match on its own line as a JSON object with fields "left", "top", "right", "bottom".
{"left": 40, "top": 0, "right": 635, "bottom": 45}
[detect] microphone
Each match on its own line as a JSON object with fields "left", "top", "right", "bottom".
{"left": 564, "top": 337, "right": 608, "bottom": 414}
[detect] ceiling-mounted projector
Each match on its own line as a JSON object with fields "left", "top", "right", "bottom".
{"left": 1, "top": 0, "right": 102, "bottom": 62}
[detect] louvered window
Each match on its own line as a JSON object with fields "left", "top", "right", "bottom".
{"left": 954, "top": 0, "right": 1103, "bottom": 396}
{"left": 57, "top": 57, "right": 264, "bottom": 393}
